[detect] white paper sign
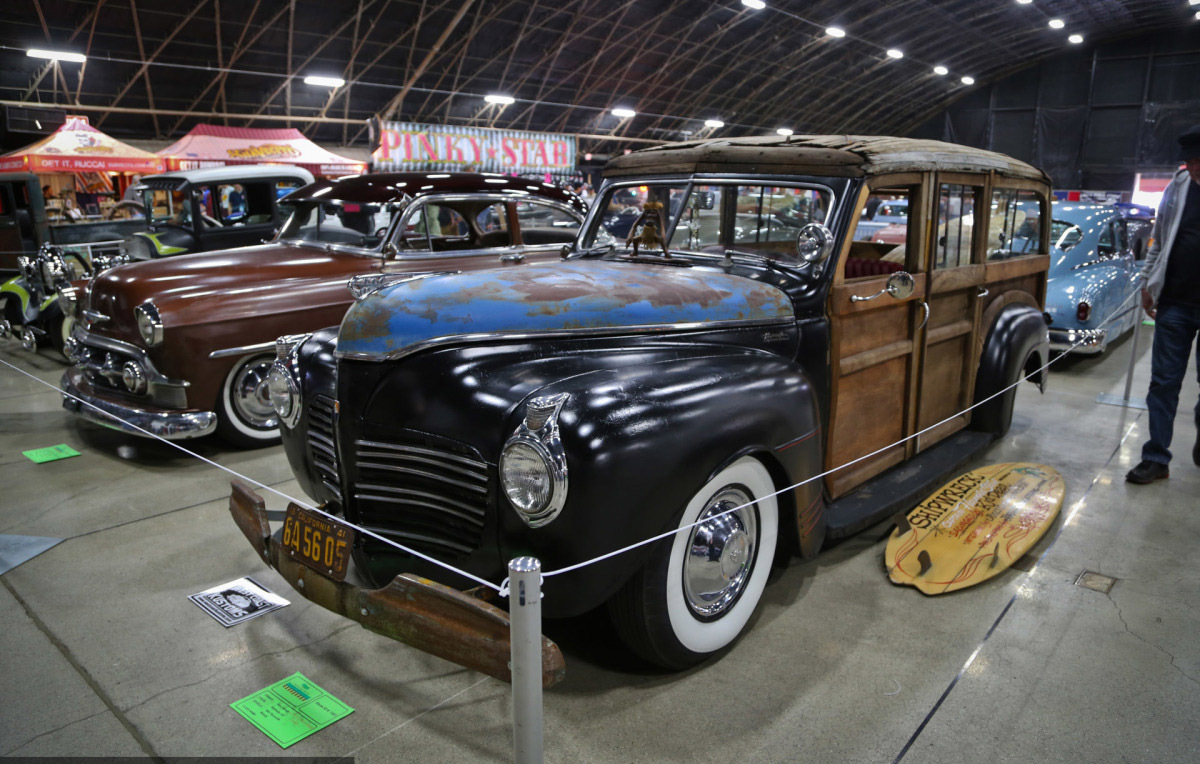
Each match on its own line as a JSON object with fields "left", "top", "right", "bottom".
{"left": 189, "top": 577, "right": 289, "bottom": 627}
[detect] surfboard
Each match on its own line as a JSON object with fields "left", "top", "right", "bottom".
{"left": 884, "top": 463, "right": 1065, "bottom": 595}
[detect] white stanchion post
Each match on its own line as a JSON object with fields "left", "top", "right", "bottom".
{"left": 508, "top": 556, "right": 544, "bottom": 764}
{"left": 1096, "top": 310, "right": 1148, "bottom": 410}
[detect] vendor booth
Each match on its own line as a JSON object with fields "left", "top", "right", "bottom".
{"left": 157, "top": 124, "right": 365, "bottom": 177}
{"left": 0, "top": 116, "right": 164, "bottom": 219}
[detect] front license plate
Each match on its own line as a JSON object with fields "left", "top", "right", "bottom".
{"left": 281, "top": 504, "right": 355, "bottom": 582}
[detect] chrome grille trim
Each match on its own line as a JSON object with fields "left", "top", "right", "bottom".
{"left": 350, "top": 434, "right": 490, "bottom": 556}
{"left": 307, "top": 396, "right": 342, "bottom": 502}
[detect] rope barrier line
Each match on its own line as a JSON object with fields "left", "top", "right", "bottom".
{"left": 0, "top": 356, "right": 502, "bottom": 593}
{"left": 0, "top": 284, "right": 1144, "bottom": 593}
{"left": 540, "top": 286, "right": 1145, "bottom": 578}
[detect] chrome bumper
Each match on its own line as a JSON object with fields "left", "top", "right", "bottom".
{"left": 61, "top": 369, "right": 217, "bottom": 440}
{"left": 1049, "top": 327, "right": 1107, "bottom": 355}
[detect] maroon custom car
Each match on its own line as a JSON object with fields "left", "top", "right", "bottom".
{"left": 61, "top": 173, "right": 586, "bottom": 446}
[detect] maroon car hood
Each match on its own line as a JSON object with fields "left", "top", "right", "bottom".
{"left": 85, "top": 243, "right": 379, "bottom": 340}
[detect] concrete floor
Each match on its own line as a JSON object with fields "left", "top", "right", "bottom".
{"left": 2, "top": 325, "right": 1198, "bottom": 763}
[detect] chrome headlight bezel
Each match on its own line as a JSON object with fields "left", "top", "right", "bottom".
{"left": 500, "top": 393, "right": 570, "bottom": 528}
{"left": 266, "top": 359, "right": 302, "bottom": 429}
{"left": 134, "top": 301, "right": 163, "bottom": 346}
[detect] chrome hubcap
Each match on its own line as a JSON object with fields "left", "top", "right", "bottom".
{"left": 683, "top": 487, "right": 757, "bottom": 618}
{"left": 231, "top": 357, "right": 278, "bottom": 429}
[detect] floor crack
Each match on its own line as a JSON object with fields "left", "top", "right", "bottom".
{"left": 1106, "top": 593, "right": 1200, "bottom": 688}
{"left": 1, "top": 709, "right": 109, "bottom": 756}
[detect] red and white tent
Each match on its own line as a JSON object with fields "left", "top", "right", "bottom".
{"left": 158, "top": 124, "right": 365, "bottom": 177}
{"left": 0, "top": 116, "right": 164, "bottom": 175}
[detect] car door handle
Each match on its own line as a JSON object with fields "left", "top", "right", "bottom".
{"left": 500, "top": 252, "right": 525, "bottom": 263}
{"left": 977, "top": 287, "right": 989, "bottom": 297}
{"left": 917, "top": 300, "right": 930, "bottom": 330}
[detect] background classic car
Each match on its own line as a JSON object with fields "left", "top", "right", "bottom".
{"left": 122, "top": 165, "right": 314, "bottom": 260}
{"left": 263, "top": 136, "right": 1052, "bottom": 670}
{"left": 61, "top": 173, "right": 586, "bottom": 446}
{"left": 1043, "top": 202, "right": 1148, "bottom": 354}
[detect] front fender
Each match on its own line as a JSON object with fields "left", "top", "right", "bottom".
{"left": 505, "top": 349, "right": 824, "bottom": 617}
{"left": 972, "top": 302, "right": 1048, "bottom": 434}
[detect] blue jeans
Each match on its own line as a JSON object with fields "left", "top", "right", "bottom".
{"left": 1142, "top": 300, "right": 1200, "bottom": 465}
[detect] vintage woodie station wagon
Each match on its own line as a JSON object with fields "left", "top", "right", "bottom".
{"left": 232, "top": 136, "right": 1052, "bottom": 679}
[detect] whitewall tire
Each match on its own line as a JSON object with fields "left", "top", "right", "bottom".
{"left": 215, "top": 353, "right": 281, "bottom": 448}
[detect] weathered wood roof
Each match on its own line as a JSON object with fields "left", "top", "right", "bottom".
{"left": 606, "top": 135, "right": 1051, "bottom": 184}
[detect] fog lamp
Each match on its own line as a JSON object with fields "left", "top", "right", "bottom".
{"left": 122, "top": 361, "right": 147, "bottom": 393}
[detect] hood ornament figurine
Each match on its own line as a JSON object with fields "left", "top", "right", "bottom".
{"left": 624, "top": 201, "right": 671, "bottom": 258}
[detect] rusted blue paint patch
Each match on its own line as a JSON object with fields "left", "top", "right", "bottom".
{"left": 338, "top": 260, "right": 793, "bottom": 358}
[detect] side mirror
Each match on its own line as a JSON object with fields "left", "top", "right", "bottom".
{"left": 885, "top": 270, "right": 915, "bottom": 299}
{"left": 796, "top": 223, "right": 834, "bottom": 267}
{"left": 851, "top": 270, "right": 916, "bottom": 303}
{"left": 382, "top": 241, "right": 399, "bottom": 257}
{"left": 560, "top": 244, "right": 571, "bottom": 260}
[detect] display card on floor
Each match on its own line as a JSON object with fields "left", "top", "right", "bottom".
{"left": 231, "top": 672, "right": 354, "bottom": 748}
{"left": 22, "top": 444, "right": 80, "bottom": 463}
{"left": 189, "top": 577, "right": 289, "bottom": 627}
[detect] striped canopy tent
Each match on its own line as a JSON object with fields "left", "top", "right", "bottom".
{"left": 158, "top": 124, "right": 365, "bottom": 177}
{"left": 0, "top": 116, "right": 164, "bottom": 192}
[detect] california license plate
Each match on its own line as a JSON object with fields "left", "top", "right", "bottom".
{"left": 281, "top": 504, "right": 355, "bottom": 582}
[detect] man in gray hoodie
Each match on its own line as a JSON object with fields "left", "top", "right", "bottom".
{"left": 1127, "top": 125, "right": 1200, "bottom": 484}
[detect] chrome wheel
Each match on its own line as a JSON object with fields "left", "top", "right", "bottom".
{"left": 683, "top": 488, "right": 757, "bottom": 619}
{"left": 230, "top": 357, "right": 278, "bottom": 430}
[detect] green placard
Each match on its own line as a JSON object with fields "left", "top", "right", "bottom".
{"left": 23, "top": 444, "right": 81, "bottom": 463}
{"left": 231, "top": 672, "right": 353, "bottom": 749}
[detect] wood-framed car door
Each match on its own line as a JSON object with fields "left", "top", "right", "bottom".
{"left": 824, "top": 173, "right": 931, "bottom": 498}
{"left": 913, "top": 173, "right": 989, "bottom": 452}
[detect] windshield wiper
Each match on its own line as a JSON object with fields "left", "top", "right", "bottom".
{"left": 720, "top": 248, "right": 806, "bottom": 274}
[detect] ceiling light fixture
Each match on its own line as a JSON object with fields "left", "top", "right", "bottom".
{"left": 484, "top": 94, "right": 515, "bottom": 105}
{"left": 886, "top": 49, "right": 904, "bottom": 59}
{"left": 776, "top": 128, "right": 794, "bottom": 136}
{"left": 825, "top": 26, "right": 846, "bottom": 38}
{"left": 1016, "top": 0, "right": 1032, "bottom": 4}
{"left": 961, "top": 76, "right": 976, "bottom": 85}
{"left": 611, "top": 107, "right": 637, "bottom": 119}
{"left": 741, "top": 0, "right": 766, "bottom": 9}
{"left": 26, "top": 48, "right": 86, "bottom": 63}
{"left": 1068, "top": 33, "right": 1084, "bottom": 44}
{"left": 303, "top": 75, "right": 345, "bottom": 87}
{"left": 704, "top": 119, "right": 725, "bottom": 128}
{"left": 1048, "top": 18, "right": 1065, "bottom": 29}
{"left": 933, "top": 65, "right": 949, "bottom": 75}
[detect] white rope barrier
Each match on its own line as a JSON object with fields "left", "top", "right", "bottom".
{"left": 0, "top": 355, "right": 503, "bottom": 593}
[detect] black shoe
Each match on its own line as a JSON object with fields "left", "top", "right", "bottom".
{"left": 1126, "top": 460, "right": 1169, "bottom": 484}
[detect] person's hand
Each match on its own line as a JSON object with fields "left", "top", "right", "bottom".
{"left": 1142, "top": 288, "right": 1156, "bottom": 319}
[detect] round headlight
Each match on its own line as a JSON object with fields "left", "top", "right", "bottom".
{"left": 134, "top": 302, "right": 163, "bottom": 346}
{"left": 500, "top": 441, "right": 554, "bottom": 517}
{"left": 266, "top": 361, "right": 300, "bottom": 427}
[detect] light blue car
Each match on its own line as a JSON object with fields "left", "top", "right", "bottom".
{"left": 1044, "top": 203, "right": 1151, "bottom": 354}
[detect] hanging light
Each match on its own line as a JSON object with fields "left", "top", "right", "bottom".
{"left": 961, "top": 76, "right": 976, "bottom": 85}
{"left": 886, "top": 49, "right": 904, "bottom": 59}
{"left": 776, "top": 128, "right": 794, "bottom": 136}
{"left": 704, "top": 119, "right": 725, "bottom": 128}
{"left": 741, "top": 0, "right": 766, "bottom": 9}
{"left": 1068, "top": 33, "right": 1084, "bottom": 44}
{"left": 303, "top": 75, "right": 345, "bottom": 87}
{"left": 27, "top": 48, "right": 86, "bottom": 63}
{"left": 1048, "top": 19, "right": 1065, "bottom": 29}
{"left": 485, "top": 94, "right": 515, "bottom": 105}
{"left": 611, "top": 107, "right": 637, "bottom": 118}
{"left": 933, "top": 65, "right": 949, "bottom": 75}
{"left": 825, "top": 27, "right": 846, "bottom": 38}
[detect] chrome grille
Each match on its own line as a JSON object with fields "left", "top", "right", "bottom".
{"left": 77, "top": 344, "right": 139, "bottom": 396}
{"left": 351, "top": 434, "right": 489, "bottom": 556}
{"left": 307, "top": 395, "right": 342, "bottom": 503}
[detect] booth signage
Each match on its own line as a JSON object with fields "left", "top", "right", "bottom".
{"left": 373, "top": 120, "right": 576, "bottom": 174}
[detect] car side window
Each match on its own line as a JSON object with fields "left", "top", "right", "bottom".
{"left": 1097, "top": 221, "right": 1115, "bottom": 257}
{"left": 935, "top": 183, "right": 981, "bottom": 269}
{"left": 845, "top": 185, "right": 916, "bottom": 280}
{"left": 514, "top": 201, "right": 579, "bottom": 246}
{"left": 210, "top": 182, "right": 275, "bottom": 227}
{"left": 988, "top": 188, "right": 1043, "bottom": 261}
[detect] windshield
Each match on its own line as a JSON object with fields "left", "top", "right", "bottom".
{"left": 583, "top": 180, "right": 832, "bottom": 260}
{"left": 142, "top": 187, "right": 191, "bottom": 228}
{"left": 277, "top": 200, "right": 403, "bottom": 250}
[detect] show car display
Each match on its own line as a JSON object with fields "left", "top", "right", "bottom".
{"left": 60, "top": 173, "right": 586, "bottom": 446}
{"left": 1043, "top": 202, "right": 1148, "bottom": 354}
{"left": 230, "top": 136, "right": 1053, "bottom": 678}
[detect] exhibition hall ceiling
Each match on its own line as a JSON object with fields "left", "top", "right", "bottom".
{"left": 0, "top": 0, "right": 1191, "bottom": 148}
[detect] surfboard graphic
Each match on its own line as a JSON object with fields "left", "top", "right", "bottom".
{"left": 884, "top": 463, "right": 1065, "bottom": 594}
